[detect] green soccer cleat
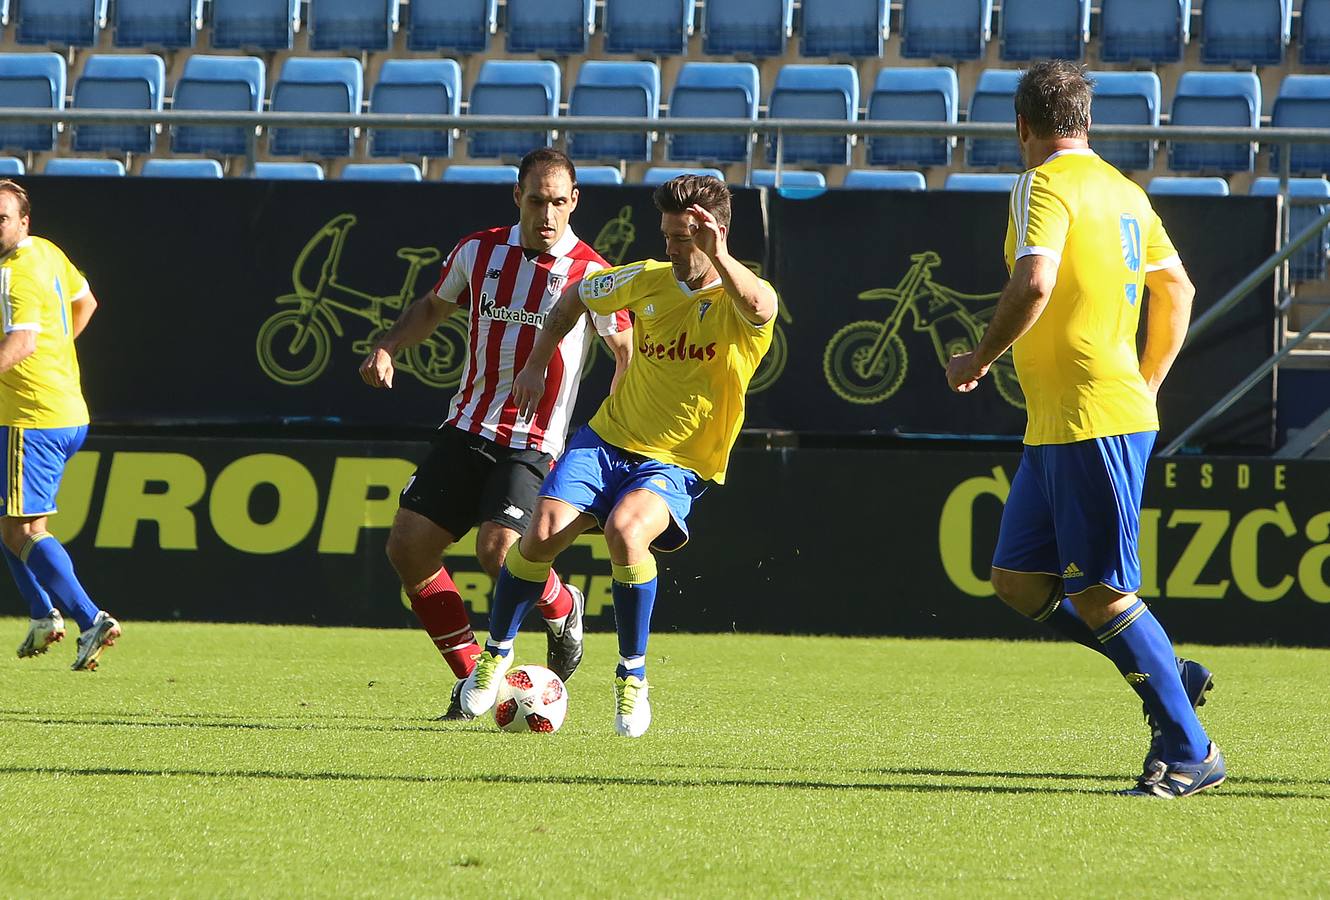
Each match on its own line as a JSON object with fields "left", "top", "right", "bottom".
{"left": 17, "top": 609, "right": 65, "bottom": 658}
{"left": 1121, "top": 743, "right": 1226, "bottom": 798}
{"left": 613, "top": 675, "right": 651, "bottom": 738}
{"left": 460, "top": 649, "right": 511, "bottom": 717}
{"left": 71, "top": 611, "right": 120, "bottom": 672}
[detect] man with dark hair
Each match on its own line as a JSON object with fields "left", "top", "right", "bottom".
{"left": 360, "top": 149, "right": 633, "bottom": 719}
{"left": 0, "top": 179, "right": 120, "bottom": 670}
{"left": 946, "top": 61, "right": 1223, "bottom": 798}
{"left": 458, "top": 174, "right": 778, "bottom": 737}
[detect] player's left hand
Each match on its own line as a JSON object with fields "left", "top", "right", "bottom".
{"left": 688, "top": 204, "right": 726, "bottom": 260}
{"left": 946, "top": 351, "right": 989, "bottom": 393}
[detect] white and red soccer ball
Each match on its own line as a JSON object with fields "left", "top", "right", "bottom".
{"left": 494, "top": 664, "right": 568, "bottom": 733}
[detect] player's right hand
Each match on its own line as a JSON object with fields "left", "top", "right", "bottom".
{"left": 360, "top": 347, "right": 395, "bottom": 389}
{"left": 512, "top": 363, "right": 547, "bottom": 420}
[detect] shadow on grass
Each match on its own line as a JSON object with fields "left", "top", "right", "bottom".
{"left": 0, "top": 763, "right": 1323, "bottom": 801}
{"left": 0, "top": 709, "right": 462, "bottom": 735}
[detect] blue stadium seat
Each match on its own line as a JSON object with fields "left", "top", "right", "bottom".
{"left": 44, "top": 158, "right": 126, "bottom": 176}
{"left": 943, "top": 172, "right": 1018, "bottom": 192}
{"left": 703, "top": 0, "right": 793, "bottom": 57}
{"left": 171, "top": 55, "right": 265, "bottom": 156}
{"left": 210, "top": 0, "right": 297, "bottom": 50}
{"left": 16, "top": 0, "right": 107, "bottom": 46}
{"left": 72, "top": 54, "right": 166, "bottom": 154}
{"left": 1201, "top": 0, "right": 1290, "bottom": 66}
{"left": 1089, "top": 71, "right": 1160, "bottom": 172}
{"left": 1251, "top": 177, "right": 1330, "bottom": 281}
{"left": 1305, "top": 0, "right": 1330, "bottom": 65}
{"left": 1000, "top": 0, "right": 1088, "bottom": 60}
{"left": 751, "top": 169, "right": 826, "bottom": 188}
{"left": 966, "top": 69, "right": 1021, "bottom": 169}
{"left": 900, "top": 0, "right": 992, "bottom": 60}
{"left": 467, "top": 61, "right": 560, "bottom": 160}
{"left": 1147, "top": 176, "right": 1230, "bottom": 196}
{"left": 141, "top": 158, "right": 224, "bottom": 178}
{"left": 506, "top": 0, "right": 593, "bottom": 54}
{"left": 842, "top": 170, "right": 927, "bottom": 190}
{"left": 1169, "top": 72, "right": 1260, "bottom": 174}
{"left": 407, "top": 0, "right": 495, "bottom": 52}
{"left": 269, "top": 57, "right": 364, "bottom": 158}
{"left": 441, "top": 164, "right": 519, "bottom": 183}
{"left": 667, "top": 63, "right": 760, "bottom": 164}
{"left": 567, "top": 61, "right": 660, "bottom": 163}
{"left": 766, "top": 64, "right": 858, "bottom": 166}
{"left": 576, "top": 166, "right": 624, "bottom": 185}
{"left": 341, "top": 163, "right": 423, "bottom": 181}
{"left": 0, "top": 157, "right": 26, "bottom": 176}
{"left": 603, "top": 0, "right": 693, "bottom": 56}
{"left": 800, "top": 0, "right": 889, "bottom": 58}
{"left": 113, "top": 0, "right": 202, "bottom": 48}
{"left": 643, "top": 166, "right": 726, "bottom": 186}
{"left": 866, "top": 67, "right": 957, "bottom": 168}
{"left": 252, "top": 162, "right": 325, "bottom": 179}
{"left": 1099, "top": 0, "right": 1189, "bottom": 63}
{"left": 0, "top": 52, "right": 66, "bottom": 153}
{"left": 1270, "top": 76, "right": 1330, "bottom": 177}
{"left": 369, "top": 59, "right": 460, "bottom": 159}
{"left": 310, "top": 0, "right": 400, "bottom": 51}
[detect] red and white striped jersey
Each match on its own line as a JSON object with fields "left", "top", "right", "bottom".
{"left": 432, "top": 224, "right": 629, "bottom": 457}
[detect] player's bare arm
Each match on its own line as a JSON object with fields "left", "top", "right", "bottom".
{"left": 360, "top": 292, "right": 458, "bottom": 389}
{"left": 687, "top": 204, "right": 777, "bottom": 325}
{"left": 71, "top": 290, "right": 98, "bottom": 338}
{"left": 0, "top": 328, "right": 37, "bottom": 374}
{"left": 602, "top": 327, "right": 633, "bottom": 393}
{"left": 512, "top": 279, "right": 592, "bottom": 418}
{"left": 947, "top": 254, "right": 1057, "bottom": 393}
{"left": 1139, "top": 263, "right": 1196, "bottom": 395}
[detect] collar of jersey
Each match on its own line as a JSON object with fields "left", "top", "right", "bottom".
{"left": 1042, "top": 147, "right": 1097, "bottom": 165}
{"left": 0, "top": 236, "right": 32, "bottom": 263}
{"left": 674, "top": 275, "right": 723, "bottom": 297}
{"left": 505, "top": 224, "right": 579, "bottom": 258}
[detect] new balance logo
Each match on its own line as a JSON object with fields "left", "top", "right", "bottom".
{"left": 503, "top": 505, "right": 525, "bottom": 521}
{"left": 1125, "top": 672, "right": 1150, "bottom": 686}
{"left": 486, "top": 267, "right": 503, "bottom": 280}
{"left": 1062, "top": 562, "right": 1084, "bottom": 579}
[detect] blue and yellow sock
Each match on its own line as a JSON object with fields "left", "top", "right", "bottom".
{"left": 612, "top": 559, "right": 657, "bottom": 680}
{"left": 3, "top": 544, "right": 55, "bottom": 619}
{"left": 1094, "top": 599, "right": 1210, "bottom": 763}
{"left": 22, "top": 533, "right": 98, "bottom": 631}
{"left": 484, "top": 545, "right": 551, "bottom": 658}
{"left": 1031, "top": 584, "right": 1103, "bottom": 654}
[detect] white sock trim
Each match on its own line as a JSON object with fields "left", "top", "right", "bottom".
{"left": 489, "top": 639, "right": 515, "bottom": 651}
{"left": 619, "top": 655, "right": 645, "bottom": 671}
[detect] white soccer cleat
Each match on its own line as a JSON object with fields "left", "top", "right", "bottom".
{"left": 17, "top": 609, "right": 65, "bottom": 658}
{"left": 71, "top": 611, "right": 121, "bottom": 672}
{"left": 613, "top": 675, "right": 651, "bottom": 738}
{"left": 460, "top": 649, "right": 512, "bottom": 716}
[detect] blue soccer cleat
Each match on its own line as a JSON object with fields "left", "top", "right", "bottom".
{"left": 1121, "top": 743, "right": 1226, "bottom": 798}
{"left": 1142, "top": 657, "right": 1214, "bottom": 770}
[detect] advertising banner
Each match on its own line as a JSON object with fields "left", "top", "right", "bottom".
{"left": 14, "top": 436, "right": 1328, "bottom": 646}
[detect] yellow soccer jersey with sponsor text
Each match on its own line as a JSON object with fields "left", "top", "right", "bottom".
{"left": 579, "top": 259, "right": 774, "bottom": 483}
{"left": 1004, "top": 149, "right": 1180, "bottom": 445}
{"left": 0, "top": 236, "right": 91, "bottom": 427}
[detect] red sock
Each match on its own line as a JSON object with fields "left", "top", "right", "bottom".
{"left": 408, "top": 568, "right": 479, "bottom": 679}
{"left": 535, "top": 570, "right": 573, "bottom": 620}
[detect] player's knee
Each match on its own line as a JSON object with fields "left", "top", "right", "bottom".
{"left": 476, "top": 534, "right": 511, "bottom": 580}
{"left": 990, "top": 568, "right": 1023, "bottom": 605}
{"left": 604, "top": 515, "right": 650, "bottom": 559}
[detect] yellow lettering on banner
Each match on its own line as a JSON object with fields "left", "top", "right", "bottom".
{"left": 210, "top": 454, "right": 319, "bottom": 554}
{"left": 1238, "top": 464, "right": 1250, "bottom": 490}
{"left": 454, "top": 570, "right": 494, "bottom": 614}
{"left": 1165, "top": 509, "right": 1231, "bottom": 599}
{"left": 1164, "top": 462, "right": 1177, "bottom": 488}
{"left": 318, "top": 457, "right": 415, "bottom": 554}
{"left": 1275, "top": 465, "right": 1287, "bottom": 491}
{"left": 1298, "top": 511, "right": 1330, "bottom": 603}
{"left": 1200, "top": 463, "right": 1213, "bottom": 490}
{"left": 938, "top": 466, "right": 1010, "bottom": 597}
{"left": 1230, "top": 502, "right": 1296, "bottom": 602}
{"left": 586, "top": 575, "right": 616, "bottom": 617}
{"left": 49, "top": 451, "right": 100, "bottom": 542}
{"left": 95, "top": 452, "right": 206, "bottom": 549}
{"left": 1138, "top": 508, "right": 1161, "bottom": 598}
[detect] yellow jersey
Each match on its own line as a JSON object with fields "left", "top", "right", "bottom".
{"left": 579, "top": 259, "right": 774, "bottom": 483}
{"left": 0, "top": 236, "right": 91, "bottom": 428}
{"left": 1004, "top": 149, "right": 1180, "bottom": 445}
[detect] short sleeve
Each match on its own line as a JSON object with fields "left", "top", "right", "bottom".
{"left": 1, "top": 270, "right": 42, "bottom": 333}
{"left": 63, "top": 255, "right": 90, "bottom": 302}
{"left": 1144, "top": 208, "right": 1181, "bottom": 272}
{"left": 578, "top": 264, "right": 631, "bottom": 337}
{"left": 433, "top": 239, "right": 473, "bottom": 307}
{"left": 578, "top": 261, "right": 648, "bottom": 317}
{"left": 1010, "top": 170, "right": 1070, "bottom": 266}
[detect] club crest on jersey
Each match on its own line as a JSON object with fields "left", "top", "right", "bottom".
{"left": 547, "top": 273, "right": 566, "bottom": 295}
{"left": 698, "top": 300, "right": 712, "bottom": 322}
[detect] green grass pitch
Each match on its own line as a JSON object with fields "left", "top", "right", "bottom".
{"left": 1, "top": 619, "right": 1328, "bottom": 898}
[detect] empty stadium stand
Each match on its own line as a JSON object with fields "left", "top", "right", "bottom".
{"left": 0, "top": 52, "right": 65, "bottom": 154}
{"left": 966, "top": 68, "right": 1022, "bottom": 168}
{"left": 866, "top": 67, "right": 957, "bottom": 168}
{"left": 900, "top": 0, "right": 992, "bottom": 60}
{"left": 1147, "top": 176, "right": 1232, "bottom": 196}
{"left": 72, "top": 54, "right": 165, "bottom": 154}
{"left": 141, "top": 157, "right": 223, "bottom": 177}
{"left": 999, "top": 0, "right": 1089, "bottom": 61}
{"left": 567, "top": 60, "right": 660, "bottom": 163}
{"left": 1168, "top": 71, "right": 1261, "bottom": 174}
{"left": 667, "top": 62, "right": 759, "bottom": 164}
{"left": 341, "top": 162, "right": 422, "bottom": 181}
{"left": 1088, "top": 70, "right": 1161, "bottom": 172}
{"left": 603, "top": 0, "right": 693, "bottom": 56}
{"left": 368, "top": 58, "right": 460, "bottom": 159}
{"left": 171, "top": 55, "right": 265, "bottom": 156}
{"left": 467, "top": 60, "right": 560, "bottom": 160}
{"left": 765, "top": 64, "right": 858, "bottom": 166}
{"left": 800, "top": 0, "right": 889, "bottom": 59}
{"left": 268, "top": 56, "right": 363, "bottom": 158}
{"left": 841, "top": 169, "right": 927, "bottom": 190}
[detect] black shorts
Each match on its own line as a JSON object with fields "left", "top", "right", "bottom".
{"left": 399, "top": 425, "right": 554, "bottom": 539}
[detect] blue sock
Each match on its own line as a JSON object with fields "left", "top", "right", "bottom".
{"left": 612, "top": 560, "right": 657, "bottom": 680}
{"left": 1093, "top": 600, "right": 1210, "bottom": 764}
{"left": 1031, "top": 585, "right": 1103, "bottom": 654}
{"left": 22, "top": 533, "right": 99, "bottom": 632}
{"left": 3, "top": 543, "right": 56, "bottom": 619}
{"left": 485, "top": 546, "right": 551, "bottom": 657}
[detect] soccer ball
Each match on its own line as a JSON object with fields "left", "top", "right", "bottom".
{"left": 494, "top": 665, "right": 568, "bottom": 733}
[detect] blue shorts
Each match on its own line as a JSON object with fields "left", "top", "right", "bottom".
{"left": 993, "top": 431, "right": 1155, "bottom": 596}
{"left": 540, "top": 426, "right": 706, "bottom": 553}
{"left": 1, "top": 425, "right": 88, "bottom": 518}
